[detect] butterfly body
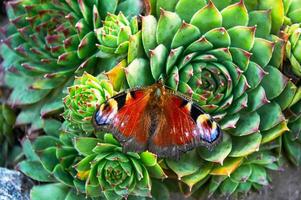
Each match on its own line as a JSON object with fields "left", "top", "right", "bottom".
{"left": 93, "top": 83, "right": 222, "bottom": 159}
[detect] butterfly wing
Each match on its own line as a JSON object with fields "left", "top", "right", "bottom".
{"left": 148, "top": 93, "right": 222, "bottom": 159}
{"left": 93, "top": 89, "right": 151, "bottom": 152}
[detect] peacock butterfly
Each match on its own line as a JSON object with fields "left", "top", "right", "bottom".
{"left": 93, "top": 82, "right": 222, "bottom": 159}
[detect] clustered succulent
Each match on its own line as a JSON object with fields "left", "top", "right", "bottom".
{"left": 0, "top": 0, "right": 300, "bottom": 200}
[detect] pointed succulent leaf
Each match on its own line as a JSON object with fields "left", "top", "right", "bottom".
{"left": 142, "top": 15, "right": 158, "bottom": 56}
{"left": 190, "top": 1, "right": 222, "bottom": 34}
{"left": 166, "top": 150, "right": 201, "bottom": 178}
{"left": 74, "top": 137, "right": 101, "bottom": 156}
{"left": 181, "top": 162, "right": 213, "bottom": 189}
{"left": 125, "top": 58, "right": 155, "bottom": 88}
{"left": 156, "top": 9, "right": 182, "bottom": 47}
{"left": 175, "top": 0, "right": 206, "bottom": 22}
{"left": 18, "top": 160, "right": 54, "bottom": 182}
{"left": 230, "top": 133, "right": 262, "bottom": 157}
{"left": 30, "top": 183, "right": 69, "bottom": 200}
{"left": 210, "top": 157, "right": 243, "bottom": 176}
{"left": 198, "top": 133, "right": 232, "bottom": 164}
{"left": 221, "top": 1, "right": 248, "bottom": 29}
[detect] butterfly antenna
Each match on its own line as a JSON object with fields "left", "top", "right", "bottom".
{"left": 157, "top": 77, "right": 165, "bottom": 85}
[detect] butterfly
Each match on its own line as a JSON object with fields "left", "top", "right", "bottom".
{"left": 93, "top": 82, "right": 222, "bottom": 159}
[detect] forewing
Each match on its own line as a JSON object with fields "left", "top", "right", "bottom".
{"left": 149, "top": 93, "right": 222, "bottom": 159}
{"left": 93, "top": 89, "right": 151, "bottom": 152}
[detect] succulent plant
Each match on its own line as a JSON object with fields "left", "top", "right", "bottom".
{"left": 0, "top": 103, "right": 23, "bottom": 168}
{"left": 95, "top": 12, "right": 139, "bottom": 59}
{"left": 19, "top": 123, "right": 167, "bottom": 200}
{"left": 283, "top": 24, "right": 301, "bottom": 77}
{"left": 0, "top": 0, "right": 143, "bottom": 133}
{"left": 63, "top": 72, "right": 115, "bottom": 134}
{"left": 283, "top": 0, "right": 301, "bottom": 25}
{"left": 1, "top": 0, "right": 301, "bottom": 199}
{"left": 103, "top": 0, "right": 297, "bottom": 197}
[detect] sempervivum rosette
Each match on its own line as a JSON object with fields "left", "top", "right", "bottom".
{"left": 0, "top": 0, "right": 142, "bottom": 133}
{"left": 283, "top": 99, "right": 301, "bottom": 166}
{"left": 19, "top": 73, "right": 167, "bottom": 200}
{"left": 103, "top": 0, "right": 296, "bottom": 196}
{"left": 283, "top": 0, "right": 301, "bottom": 24}
{"left": 19, "top": 126, "right": 167, "bottom": 200}
{"left": 284, "top": 24, "right": 301, "bottom": 77}
{"left": 63, "top": 72, "right": 115, "bottom": 134}
{"left": 95, "top": 12, "right": 139, "bottom": 58}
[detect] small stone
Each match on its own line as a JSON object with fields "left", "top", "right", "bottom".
{"left": 0, "top": 168, "right": 33, "bottom": 200}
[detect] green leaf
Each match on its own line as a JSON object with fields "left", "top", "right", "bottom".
{"left": 93, "top": 143, "right": 119, "bottom": 154}
{"left": 261, "top": 65, "right": 288, "bottom": 100}
{"left": 78, "top": 32, "right": 97, "bottom": 59}
{"left": 248, "top": 165, "right": 269, "bottom": 185}
{"left": 246, "top": 151, "right": 278, "bottom": 165}
{"left": 244, "top": 61, "right": 267, "bottom": 89}
{"left": 190, "top": 1, "right": 222, "bottom": 34}
{"left": 283, "top": 131, "right": 301, "bottom": 166}
{"left": 257, "top": 102, "right": 285, "bottom": 131}
{"left": 221, "top": 1, "right": 248, "bottom": 29}
{"left": 155, "top": 0, "right": 178, "bottom": 16}
{"left": 125, "top": 58, "right": 155, "bottom": 88}
{"left": 74, "top": 137, "right": 101, "bottom": 156}
{"left": 258, "top": 0, "right": 284, "bottom": 34}
{"left": 33, "top": 136, "right": 61, "bottom": 151}
{"left": 146, "top": 163, "right": 167, "bottom": 179}
{"left": 104, "top": 133, "right": 120, "bottom": 145}
{"left": 219, "top": 178, "right": 239, "bottom": 196}
{"left": 181, "top": 162, "right": 212, "bottom": 189}
{"left": 22, "top": 138, "right": 39, "bottom": 161}
{"left": 204, "top": 27, "right": 230, "bottom": 48}
{"left": 230, "top": 112, "right": 260, "bottom": 136}
{"left": 65, "top": 189, "right": 87, "bottom": 200}
{"left": 30, "top": 184, "right": 69, "bottom": 200}
{"left": 150, "top": 180, "right": 170, "bottom": 200}
{"left": 98, "top": 0, "right": 118, "bottom": 19}
{"left": 171, "top": 22, "right": 201, "bottom": 48}
{"left": 230, "top": 164, "right": 252, "bottom": 183}
{"left": 166, "top": 150, "right": 201, "bottom": 178}
{"left": 275, "top": 81, "right": 298, "bottom": 110}
{"left": 18, "top": 160, "right": 54, "bottom": 182}
{"left": 43, "top": 119, "right": 62, "bottom": 136}
{"left": 150, "top": 44, "right": 168, "bottom": 80}
{"left": 198, "top": 133, "right": 232, "bottom": 164}
{"left": 53, "top": 164, "right": 74, "bottom": 187}
{"left": 208, "top": 175, "right": 227, "bottom": 197}
{"left": 175, "top": 0, "right": 206, "bottom": 22}
{"left": 248, "top": 10, "right": 272, "bottom": 38}
{"left": 127, "top": 31, "right": 144, "bottom": 63}
{"left": 156, "top": 9, "right": 182, "bottom": 47}
{"left": 117, "top": 0, "right": 143, "bottom": 18}
{"left": 228, "top": 26, "right": 256, "bottom": 51}
{"left": 229, "top": 133, "right": 262, "bottom": 157}
{"left": 39, "top": 147, "right": 59, "bottom": 172}
{"left": 210, "top": 157, "right": 243, "bottom": 176}
{"left": 7, "top": 77, "right": 50, "bottom": 105}
{"left": 251, "top": 39, "right": 275, "bottom": 68}
{"left": 140, "top": 151, "right": 157, "bottom": 167}
{"left": 261, "top": 121, "right": 289, "bottom": 144}
{"left": 142, "top": 15, "right": 158, "bottom": 56}
{"left": 247, "top": 86, "right": 269, "bottom": 112}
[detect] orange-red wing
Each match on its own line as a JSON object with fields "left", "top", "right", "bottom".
{"left": 94, "top": 89, "right": 151, "bottom": 152}
{"left": 149, "top": 94, "right": 221, "bottom": 159}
